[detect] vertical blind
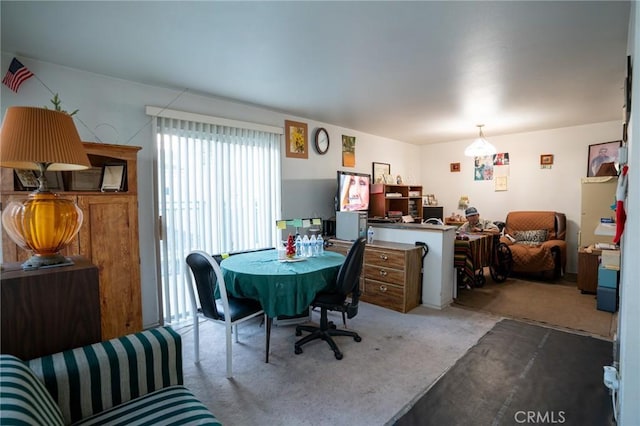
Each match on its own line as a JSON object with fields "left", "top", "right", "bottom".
{"left": 152, "top": 112, "right": 282, "bottom": 325}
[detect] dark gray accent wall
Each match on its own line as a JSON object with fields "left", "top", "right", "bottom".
{"left": 281, "top": 179, "right": 336, "bottom": 221}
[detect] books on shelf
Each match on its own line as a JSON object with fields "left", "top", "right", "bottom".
{"left": 386, "top": 192, "right": 403, "bottom": 198}
{"left": 408, "top": 191, "right": 421, "bottom": 197}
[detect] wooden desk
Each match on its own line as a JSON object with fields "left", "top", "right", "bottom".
{"left": 577, "top": 248, "right": 601, "bottom": 294}
{"left": 1, "top": 256, "right": 101, "bottom": 360}
{"left": 445, "top": 218, "right": 466, "bottom": 227}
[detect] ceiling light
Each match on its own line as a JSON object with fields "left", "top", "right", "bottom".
{"left": 464, "top": 124, "right": 497, "bottom": 157}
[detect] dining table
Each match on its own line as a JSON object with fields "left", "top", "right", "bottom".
{"left": 220, "top": 249, "right": 345, "bottom": 362}
{"left": 453, "top": 232, "right": 494, "bottom": 288}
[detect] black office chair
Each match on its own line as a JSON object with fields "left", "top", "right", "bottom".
{"left": 185, "top": 250, "right": 264, "bottom": 378}
{"left": 424, "top": 217, "right": 444, "bottom": 225}
{"left": 294, "top": 237, "right": 366, "bottom": 360}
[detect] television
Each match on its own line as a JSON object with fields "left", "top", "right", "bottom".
{"left": 337, "top": 171, "right": 371, "bottom": 212}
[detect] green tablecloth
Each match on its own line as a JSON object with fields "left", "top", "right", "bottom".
{"left": 220, "top": 250, "right": 345, "bottom": 318}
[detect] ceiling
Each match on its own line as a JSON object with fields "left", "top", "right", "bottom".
{"left": 0, "top": 1, "right": 631, "bottom": 145}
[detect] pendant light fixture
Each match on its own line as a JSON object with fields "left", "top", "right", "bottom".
{"left": 464, "top": 124, "right": 497, "bottom": 157}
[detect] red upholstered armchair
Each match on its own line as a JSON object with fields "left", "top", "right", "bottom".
{"left": 501, "top": 211, "right": 567, "bottom": 278}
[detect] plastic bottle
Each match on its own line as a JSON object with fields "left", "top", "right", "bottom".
{"left": 295, "top": 234, "right": 302, "bottom": 257}
{"left": 367, "top": 226, "right": 375, "bottom": 244}
{"left": 310, "top": 234, "right": 317, "bottom": 256}
{"left": 317, "top": 234, "right": 324, "bottom": 255}
{"left": 302, "top": 235, "right": 310, "bottom": 257}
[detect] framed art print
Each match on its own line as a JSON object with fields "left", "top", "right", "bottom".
{"left": 101, "top": 163, "right": 127, "bottom": 191}
{"left": 372, "top": 162, "right": 390, "bottom": 183}
{"left": 587, "top": 141, "right": 621, "bottom": 177}
{"left": 285, "top": 120, "right": 308, "bottom": 159}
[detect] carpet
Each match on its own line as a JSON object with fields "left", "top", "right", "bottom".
{"left": 453, "top": 276, "right": 615, "bottom": 338}
{"left": 178, "top": 303, "right": 500, "bottom": 425}
{"left": 393, "top": 319, "right": 614, "bottom": 426}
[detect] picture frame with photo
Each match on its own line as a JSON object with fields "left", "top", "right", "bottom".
{"left": 44, "top": 171, "right": 64, "bottom": 190}
{"left": 372, "top": 162, "right": 391, "bottom": 184}
{"left": 540, "top": 154, "right": 554, "bottom": 165}
{"left": 101, "top": 163, "right": 127, "bottom": 192}
{"left": 587, "top": 141, "right": 621, "bottom": 177}
{"left": 69, "top": 167, "right": 103, "bottom": 191}
{"left": 14, "top": 169, "right": 38, "bottom": 190}
{"left": 285, "top": 120, "right": 308, "bottom": 159}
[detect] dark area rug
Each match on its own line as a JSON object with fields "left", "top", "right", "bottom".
{"left": 394, "top": 319, "right": 614, "bottom": 426}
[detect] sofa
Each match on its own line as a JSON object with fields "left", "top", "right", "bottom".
{"left": 501, "top": 211, "right": 567, "bottom": 278}
{"left": 0, "top": 326, "right": 220, "bottom": 425}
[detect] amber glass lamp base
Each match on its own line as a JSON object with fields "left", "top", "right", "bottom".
{"left": 1, "top": 191, "right": 83, "bottom": 269}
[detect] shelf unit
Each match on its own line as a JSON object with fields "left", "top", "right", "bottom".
{"left": 1, "top": 142, "right": 142, "bottom": 340}
{"left": 369, "top": 184, "right": 423, "bottom": 221}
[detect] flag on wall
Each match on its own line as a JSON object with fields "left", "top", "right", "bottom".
{"left": 2, "top": 57, "right": 34, "bottom": 92}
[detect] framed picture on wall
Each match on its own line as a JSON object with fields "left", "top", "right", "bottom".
{"left": 372, "top": 162, "right": 390, "bottom": 183}
{"left": 587, "top": 141, "right": 621, "bottom": 177}
{"left": 285, "top": 120, "right": 308, "bottom": 159}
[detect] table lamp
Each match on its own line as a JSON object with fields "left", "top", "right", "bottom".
{"left": 0, "top": 106, "right": 91, "bottom": 269}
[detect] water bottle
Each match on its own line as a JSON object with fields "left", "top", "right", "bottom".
{"left": 310, "top": 234, "right": 317, "bottom": 256}
{"left": 317, "top": 234, "right": 324, "bottom": 255}
{"left": 295, "top": 234, "right": 302, "bottom": 257}
{"left": 302, "top": 235, "right": 310, "bottom": 257}
{"left": 367, "top": 226, "right": 375, "bottom": 244}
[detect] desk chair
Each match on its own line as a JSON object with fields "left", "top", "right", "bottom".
{"left": 185, "top": 250, "right": 264, "bottom": 378}
{"left": 294, "top": 237, "right": 366, "bottom": 360}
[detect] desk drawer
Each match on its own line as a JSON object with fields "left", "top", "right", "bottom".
{"left": 365, "top": 248, "right": 405, "bottom": 269}
{"left": 362, "top": 278, "right": 405, "bottom": 312}
{"left": 363, "top": 264, "right": 405, "bottom": 286}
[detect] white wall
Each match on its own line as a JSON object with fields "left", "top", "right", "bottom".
{"left": 2, "top": 48, "right": 638, "bottom": 422}
{"left": 420, "top": 122, "right": 621, "bottom": 273}
{"left": 0, "top": 54, "right": 420, "bottom": 328}
{"left": 617, "top": 2, "right": 640, "bottom": 423}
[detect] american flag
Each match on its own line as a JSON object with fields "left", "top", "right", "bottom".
{"left": 2, "top": 58, "right": 34, "bottom": 92}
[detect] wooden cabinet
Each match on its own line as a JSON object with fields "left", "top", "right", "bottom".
{"left": 1, "top": 256, "right": 101, "bottom": 360}
{"left": 327, "top": 239, "right": 421, "bottom": 313}
{"left": 577, "top": 247, "right": 601, "bottom": 294}
{"left": 362, "top": 242, "right": 422, "bottom": 313}
{"left": 369, "top": 184, "right": 423, "bottom": 221}
{"left": 1, "top": 142, "right": 142, "bottom": 340}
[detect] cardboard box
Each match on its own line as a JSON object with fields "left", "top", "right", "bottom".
{"left": 601, "top": 249, "right": 621, "bottom": 270}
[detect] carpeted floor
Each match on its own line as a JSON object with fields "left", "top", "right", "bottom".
{"left": 453, "top": 273, "right": 616, "bottom": 339}
{"left": 178, "top": 303, "right": 499, "bottom": 425}
{"left": 178, "top": 274, "right": 615, "bottom": 425}
{"left": 393, "top": 319, "right": 614, "bottom": 426}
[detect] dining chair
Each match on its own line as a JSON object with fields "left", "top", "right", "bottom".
{"left": 294, "top": 237, "right": 366, "bottom": 360}
{"left": 185, "top": 250, "right": 264, "bottom": 378}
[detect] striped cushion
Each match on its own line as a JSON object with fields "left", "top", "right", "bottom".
{"left": 28, "top": 327, "right": 183, "bottom": 424}
{"left": 74, "top": 385, "right": 220, "bottom": 426}
{"left": 0, "top": 354, "right": 65, "bottom": 425}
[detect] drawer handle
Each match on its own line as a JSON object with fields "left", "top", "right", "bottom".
{"left": 379, "top": 270, "right": 388, "bottom": 276}
{"left": 379, "top": 285, "right": 387, "bottom": 292}
{"left": 379, "top": 254, "right": 388, "bottom": 261}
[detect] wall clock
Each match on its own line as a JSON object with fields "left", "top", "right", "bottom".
{"left": 314, "top": 127, "right": 330, "bottom": 155}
